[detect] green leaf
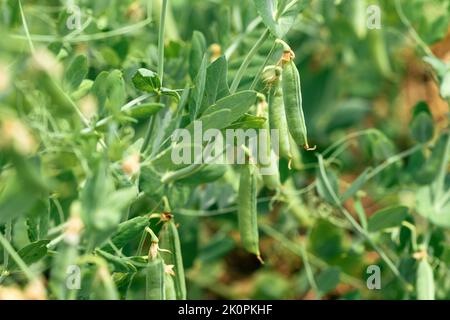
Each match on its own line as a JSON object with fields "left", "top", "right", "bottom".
{"left": 167, "top": 183, "right": 191, "bottom": 209}
{"left": 139, "top": 166, "right": 165, "bottom": 198}
{"left": 368, "top": 206, "right": 408, "bottom": 232}
{"left": 253, "top": 0, "right": 305, "bottom": 38}
{"left": 416, "top": 186, "right": 450, "bottom": 228}
{"left": 190, "top": 54, "right": 208, "bottom": 120}
{"left": 201, "top": 90, "right": 258, "bottom": 125}
{"left": 101, "top": 216, "right": 150, "bottom": 253}
{"left": 11, "top": 240, "right": 50, "bottom": 268}
{"left": 91, "top": 71, "right": 110, "bottom": 110}
{"left": 317, "top": 267, "right": 341, "bottom": 296}
{"left": 64, "top": 55, "right": 88, "bottom": 91}
{"left": 340, "top": 168, "right": 370, "bottom": 202}
{"left": 410, "top": 101, "right": 434, "bottom": 143}
{"left": 325, "top": 99, "right": 370, "bottom": 133}
{"left": 189, "top": 31, "right": 207, "bottom": 80}
{"left": 198, "top": 232, "right": 235, "bottom": 263}
{"left": 132, "top": 68, "right": 161, "bottom": 93}
{"left": 199, "top": 56, "right": 230, "bottom": 116}
{"left": 416, "top": 259, "right": 435, "bottom": 300}
{"left": 309, "top": 220, "right": 343, "bottom": 262}
{"left": 0, "top": 174, "right": 40, "bottom": 224}
{"left": 412, "top": 132, "right": 449, "bottom": 185}
{"left": 227, "top": 114, "right": 267, "bottom": 130}
{"left": 106, "top": 70, "right": 126, "bottom": 111}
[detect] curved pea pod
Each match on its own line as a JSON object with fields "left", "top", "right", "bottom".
{"left": 237, "top": 164, "right": 262, "bottom": 261}
{"left": 159, "top": 218, "right": 187, "bottom": 300}
{"left": 71, "top": 79, "right": 94, "bottom": 100}
{"left": 268, "top": 82, "right": 292, "bottom": 160}
{"left": 288, "top": 134, "right": 303, "bottom": 170}
{"left": 146, "top": 257, "right": 166, "bottom": 300}
{"left": 126, "top": 103, "right": 165, "bottom": 120}
{"left": 177, "top": 164, "right": 227, "bottom": 185}
{"left": 281, "top": 59, "right": 314, "bottom": 150}
{"left": 101, "top": 216, "right": 149, "bottom": 253}
{"left": 369, "top": 29, "right": 392, "bottom": 78}
{"left": 350, "top": 0, "right": 367, "bottom": 39}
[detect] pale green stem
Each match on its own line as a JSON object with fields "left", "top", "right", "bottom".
{"left": 261, "top": 224, "right": 320, "bottom": 297}
{"left": 158, "top": 0, "right": 168, "bottom": 84}
{"left": 317, "top": 154, "right": 412, "bottom": 291}
{"left": 230, "top": 29, "right": 270, "bottom": 94}
{"left": 0, "top": 232, "right": 35, "bottom": 282}
{"left": 18, "top": 0, "right": 35, "bottom": 54}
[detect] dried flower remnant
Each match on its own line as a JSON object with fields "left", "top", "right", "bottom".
{"left": 0, "top": 118, "right": 37, "bottom": 155}
{"left": 122, "top": 153, "right": 141, "bottom": 176}
{"left": 0, "top": 63, "right": 11, "bottom": 91}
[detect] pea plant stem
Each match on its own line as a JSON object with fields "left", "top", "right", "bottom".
{"left": 0, "top": 232, "right": 35, "bottom": 282}
{"left": 81, "top": 93, "right": 157, "bottom": 135}
{"left": 365, "top": 144, "right": 423, "bottom": 180}
{"left": 317, "top": 154, "right": 413, "bottom": 291}
{"left": 261, "top": 224, "right": 367, "bottom": 292}
{"left": 18, "top": 0, "right": 35, "bottom": 54}
{"left": 3, "top": 220, "right": 12, "bottom": 270}
{"left": 141, "top": 115, "right": 156, "bottom": 154}
{"left": 225, "top": 17, "right": 262, "bottom": 59}
{"left": 12, "top": 19, "right": 153, "bottom": 43}
{"left": 158, "top": 0, "right": 168, "bottom": 84}
{"left": 394, "top": 0, "right": 435, "bottom": 58}
{"left": 260, "top": 224, "right": 320, "bottom": 298}
{"left": 161, "top": 163, "right": 205, "bottom": 184}
{"left": 230, "top": 28, "right": 270, "bottom": 94}
{"left": 250, "top": 40, "right": 278, "bottom": 90}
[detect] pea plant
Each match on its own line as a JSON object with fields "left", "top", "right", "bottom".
{"left": 0, "top": 0, "right": 449, "bottom": 300}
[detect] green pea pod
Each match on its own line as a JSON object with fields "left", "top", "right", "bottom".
{"left": 49, "top": 241, "right": 78, "bottom": 300}
{"left": 369, "top": 29, "right": 392, "bottom": 78}
{"left": 165, "top": 273, "right": 177, "bottom": 300}
{"left": 281, "top": 59, "right": 314, "bottom": 150}
{"left": 288, "top": 134, "right": 303, "bottom": 170}
{"left": 268, "top": 81, "right": 292, "bottom": 160}
{"left": 416, "top": 259, "right": 435, "bottom": 300}
{"left": 350, "top": 0, "right": 367, "bottom": 39}
{"left": 257, "top": 99, "right": 280, "bottom": 190}
{"left": 101, "top": 216, "right": 149, "bottom": 253}
{"left": 159, "top": 219, "right": 187, "bottom": 300}
{"left": 237, "top": 164, "right": 262, "bottom": 261}
{"left": 261, "top": 154, "right": 281, "bottom": 190}
{"left": 146, "top": 257, "right": 166, "bottom": 300}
